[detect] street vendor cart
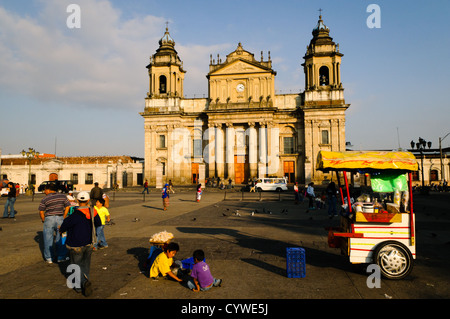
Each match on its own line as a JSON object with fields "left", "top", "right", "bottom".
{"left": 317, "top": 150, "right": 418, "bottom": 280}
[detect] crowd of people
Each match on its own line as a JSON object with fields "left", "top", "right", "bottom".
{"left": 34, "top": 181, "right": 111, "bottom": 296}
{"left": 6, "top": 174, "right": 444, "bottom": 298}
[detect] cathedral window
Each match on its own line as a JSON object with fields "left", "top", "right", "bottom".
{"left": 319, "top": 66, "right": 329, "bottom": 86}
{"left": 193, "top": 139, "right": 202, "bottom": 157}
{"left": 321, "top": 130, "right": 329, "bottom": 144}
{"left": 159, "top": 135, "right": 166, "bottom": 148}
{"left": 283, "top": 137, "right": 294, "bottom": 154}
{"left": 159, "top": 75, "right": 167, "bottom": 94}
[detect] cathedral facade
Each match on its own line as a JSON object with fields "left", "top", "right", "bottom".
{"left": 140, "top": 15, "right": 350, "bottom": 186}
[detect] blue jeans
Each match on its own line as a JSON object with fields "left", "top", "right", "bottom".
{"left": 43, "top": 215, "right": 67, "bottom": 261}
{"left": 95, "top": 225, "right": 108, "bottom": 248}
{"left": 187, "top": 278, "right": 221, "bottom": 291}
{"left": 3, "top": 197, "right": 16, "bottom": 218}
{"left": 328, "top": 196, "right": 337, "bottom": 216}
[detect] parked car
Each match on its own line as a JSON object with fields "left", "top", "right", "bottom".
{"left": 38, "top": 180, "right": 74, "bottom": 193}
{"left": 255, "top": 177, "right": 288, "bottom": 192}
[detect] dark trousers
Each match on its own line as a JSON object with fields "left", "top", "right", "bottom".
{"left": 308, "top": 195, "right": 315, "bottom": 208}
{"left": 68, "top": 244, "right": 93, "bottom": 288}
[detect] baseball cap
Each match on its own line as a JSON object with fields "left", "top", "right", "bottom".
{"left": 77, "top": 191, "right": 90, "bottom": 201}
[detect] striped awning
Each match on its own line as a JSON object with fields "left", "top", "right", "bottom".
{"left": 316, "top": 151, "right": 418, "bottom": 172}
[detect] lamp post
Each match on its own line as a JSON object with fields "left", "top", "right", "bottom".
{"left": 410, "top": 138, "right": 431, "bottom": 188}
{"left": 21, "top": 148, "right": 39, "bottom": 195}
{"left": 439, "top": 133, "right": 450, "bottom": 183}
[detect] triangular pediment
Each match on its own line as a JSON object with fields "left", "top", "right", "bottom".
{"left": 42, "top": 158, "right": 65, "bottom": 167}
{"left": 210, "top": 59, "right": 270, "bottom": 76}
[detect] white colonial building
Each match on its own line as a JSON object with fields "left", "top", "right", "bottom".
{"left": 0, "top": 153, "right": 144, "bottom": 192}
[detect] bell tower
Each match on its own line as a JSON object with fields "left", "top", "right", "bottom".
{"left": 302, "top": 14, "right": 345, "bottom": 106}
{"left": 146, "top": 24, "right": 186, "bottom": 99}
{"left": 301, "top": 14, "right": 350, "bottom": 183}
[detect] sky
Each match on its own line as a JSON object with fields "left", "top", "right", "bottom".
{"left": 0, "top": 0, "right": 449, "bottom": 158}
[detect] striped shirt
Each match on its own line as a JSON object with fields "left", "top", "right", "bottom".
{"left": 38, "top": 193, "right": 70, "bottom": 217}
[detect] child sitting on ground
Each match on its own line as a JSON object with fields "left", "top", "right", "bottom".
{"left": 187, "top": 249, "right": 222, "bottom": 292}
{"left": 150, "top": 242, "right": 183, "bottom": 282}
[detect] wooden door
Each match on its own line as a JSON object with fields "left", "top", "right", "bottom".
{"left": 283, "top": 161, "right": 295, "bottom": 183}
{"left": 192, "top": 163, "right": 199, "bottom": 184}
{"left": 234, "top": 155, "right": 248, "bottom": 184}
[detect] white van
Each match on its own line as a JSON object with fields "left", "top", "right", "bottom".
{"left": 255, "top": 177, "right": 288, "bottom": 192}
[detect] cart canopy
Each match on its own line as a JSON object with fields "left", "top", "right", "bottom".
{"left": 316, "top": 151, "right": 418, "bottom": 172}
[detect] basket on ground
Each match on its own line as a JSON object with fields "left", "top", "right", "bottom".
{"left": 286, "top": 247, "right": 306, "bottom": 278}
{"left": 181, "top": 257, "right": 205, "bottom": 270}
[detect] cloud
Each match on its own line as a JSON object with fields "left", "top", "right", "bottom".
{"left": 0, "top": 0, "right": 223, "bottom": 111}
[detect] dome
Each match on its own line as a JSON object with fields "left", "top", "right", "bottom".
{"left": 313, "top": 15, "right": 330, "bottom": 34}
{"left": 159, "top": 26, "right": 175, "bottom": 47}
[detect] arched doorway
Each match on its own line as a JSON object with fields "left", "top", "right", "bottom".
{"left": 49, "top": 173, "right": 58, "bottom": 181}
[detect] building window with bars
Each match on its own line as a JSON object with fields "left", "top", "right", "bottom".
{"left": 283, "top": 136, "right": 294, "bottom": 154}
{"left": 85, "top": 173, "right": 93, "bottom": 185}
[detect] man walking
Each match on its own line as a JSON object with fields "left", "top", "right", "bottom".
{"left": 2, "top": 182, "right": 17, "bottom": 218}
{"left": 142, "top": 179, "right": 149, "bottom": 194}
{"left": 38, "top": 183, "right": 71, "bottom": 263}
{"left": 59, "top": 191, "right": 101, "bottom": 297}
{"left": 89, "top": 182, "right": 103, "bottom": 206}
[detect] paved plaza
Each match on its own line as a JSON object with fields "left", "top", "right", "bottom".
{"left": 1, "top": 186, "right": 449, "bottom": 312}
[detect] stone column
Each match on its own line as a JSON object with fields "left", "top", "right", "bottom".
{"left": 116, "top": 161, "right": 123, "bottom": 189}
{"left": 207, "top": 123, "right": 216, "bottom": 178}
{"left": 267, "top": 122, "right": 280, "bottom": 176}
{"left": 215, "top": 124, "right": 224, "bottom": 178}
{"left": 226, "top": 123, "right": 235, "bottom": 180}
{"left": 156, "top": 162, "right": 163, "bottom": 189}
{"left": 248, "top": 122, "right": 258, "bottom": 178}
{"left": 167, "top": 124, "right": 174, "bottom": 182}
{"left": 171, "top": 123, "right": 184, "bottom": 184}
{"left": 198, "top": 163, "right": 206, "bottom": 188}
{"left": 259, "top": 122, "right": 267, "bottom": 177}
{"left": 304, "top": 120, "right": 313, "bottom": 183}
{"left": 144, "top": 124, "right": 153, "bottom": 185}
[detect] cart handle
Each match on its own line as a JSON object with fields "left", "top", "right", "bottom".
{"left": 408, "top": 172, "right": 415, "bottom": 246}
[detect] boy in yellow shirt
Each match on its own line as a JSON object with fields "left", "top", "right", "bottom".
{"left": 150, "top": 242, "right": 183, "bottom": 282}
{"left": 94, "top": 198, "right": 110, "bottom": 249}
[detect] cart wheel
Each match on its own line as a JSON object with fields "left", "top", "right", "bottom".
{"left": 373, "top": 241, "right": 413, "bottom": 280}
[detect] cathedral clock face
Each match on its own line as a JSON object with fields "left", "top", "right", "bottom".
{"left": 236, "top": 83, "right": 245, "bottom": 92}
